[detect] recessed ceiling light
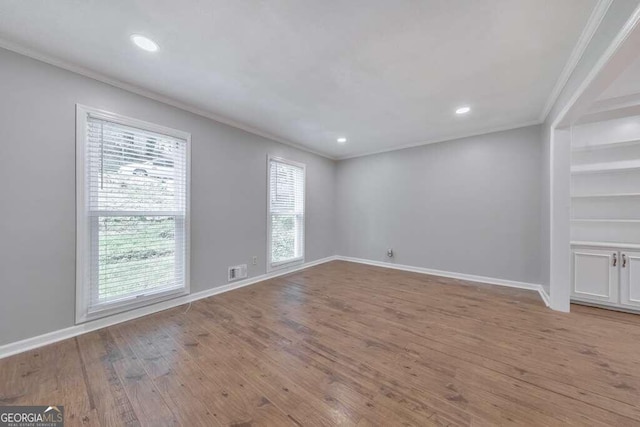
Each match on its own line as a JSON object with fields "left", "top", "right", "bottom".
{"left": 337, "top": 137, "right": 347, "bottom": 143}
{"left": 131, "top": 34, "right": 159, "bottom": 52}
{"left": 456, "top": 106, "right": 471, "bottom": 115}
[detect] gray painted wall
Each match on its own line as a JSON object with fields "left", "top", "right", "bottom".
{"left": 335, "top": 125, "right": 543, "bottom": 284}
{"left": 0, "top": 48, "right": 336, "bottom": 345}
{"left": 0, "top": 45, "right": 552, "bottom": 348}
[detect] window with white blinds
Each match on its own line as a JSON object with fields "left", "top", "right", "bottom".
{"left": 76, "top": 105, "right": 190, "bottom": 322}
{"left": 268, "top": 157, "right": 305, "bottom": 270}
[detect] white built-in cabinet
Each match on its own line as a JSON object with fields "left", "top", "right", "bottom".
{"left": 621, "top": 250, "right": 640, "bottom": 308}
{"left": 570, "top": 114, "right": 640, "bottom": 312}
{"left": 571, "top": 245, "right": 640, "bottom": 310}
{"left": 571, "top": 247, "right": 618, "bottom": 303}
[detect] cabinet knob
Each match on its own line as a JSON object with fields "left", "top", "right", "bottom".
{"left": 613, "top": 253, "right": 617, "bottom": 267}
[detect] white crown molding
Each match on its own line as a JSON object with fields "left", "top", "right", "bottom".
{"left": 336, "top": 119, "right": 542, "bottom": 160}
{"left": 0, "top": 38, "right": 336, "bottom": 161}
{"left": 1, "top": 8, "right": 608, "bottom": 164}
{"left": 0, "top": 256, "right": 338, "bottom": 360}
{"left": 539, "top": 0, "right": 613, "bottom": 123}
{"left": 552, "top": 2, "right": 640, "bottom": 129}
{"left": 336, "top": 256, "right": 550, "bottom": 306}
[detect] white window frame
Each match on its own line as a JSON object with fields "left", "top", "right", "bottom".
{"left": 75, "top": 104, "right": 191, "bottom": 323}
{"left": 266, "top": 155, "right": 306, "bottom": 272}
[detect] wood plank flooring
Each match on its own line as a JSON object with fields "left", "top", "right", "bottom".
{"left": 2, "top": 260, "right": 640, "bottom": 426}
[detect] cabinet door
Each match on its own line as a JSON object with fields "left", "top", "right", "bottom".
{"left": 620, "top": 250, "right": 640, "bottom": 309}
{"left": 572, "top": 249, "right": 619, "bottom": 303}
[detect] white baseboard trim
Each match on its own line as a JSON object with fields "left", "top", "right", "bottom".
{"left": 0, "top": 255, "right": 338, "bottom": 360}
{"left": 538, "top": 287, "right": 551, "bottom": 307}
{"left": 336, "top": 256, "right": 550, "bottom": 307}
{"left": 1, "top": 254, "right": 552, "bottom": 359}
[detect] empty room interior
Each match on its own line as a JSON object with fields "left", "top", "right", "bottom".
{"left": 3, "top": 1, "right": 640, "bottom": 425}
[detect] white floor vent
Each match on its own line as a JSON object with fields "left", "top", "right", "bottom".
{"left": 228, "top": 264, "right": 248, "bottom": 281}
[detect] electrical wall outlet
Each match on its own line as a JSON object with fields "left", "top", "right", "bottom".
{"left": 228, "top": 264, "right": 247, "bottom": 281}
{"left": 252, "top": 256, "right": 257, "bottom": 265}
{"left": 387, "top": 248, "right": 394, "bottom": 258}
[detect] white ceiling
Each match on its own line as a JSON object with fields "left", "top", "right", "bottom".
{"left": 0, "top": 0, "right": 598, "bottom": 159}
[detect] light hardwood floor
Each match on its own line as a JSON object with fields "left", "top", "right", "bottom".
{"left": 2, "top": 260, "right": 640, "bottom": 426}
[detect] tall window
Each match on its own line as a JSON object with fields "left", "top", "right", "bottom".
{"left": 76, "top": 105, "right": 190, "bottom": 322}
{"left": 268, "top": 157, "right": 305, "bottom": 270}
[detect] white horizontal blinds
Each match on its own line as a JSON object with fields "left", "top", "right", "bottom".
{"left": 85, "top": 116, "right": 187, "bottom": 309}
{"left": 86, "top": 118, "right": 187, "bottom": 213}
{"left": 269, "top": 159, "right": 305, "bottom": 265}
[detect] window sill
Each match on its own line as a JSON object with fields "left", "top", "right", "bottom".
{"left": 269, "top": 257, "right": 304, "bottom": 272}
{"left": 78, "top": 287, "right": 189, "bottom": 324}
